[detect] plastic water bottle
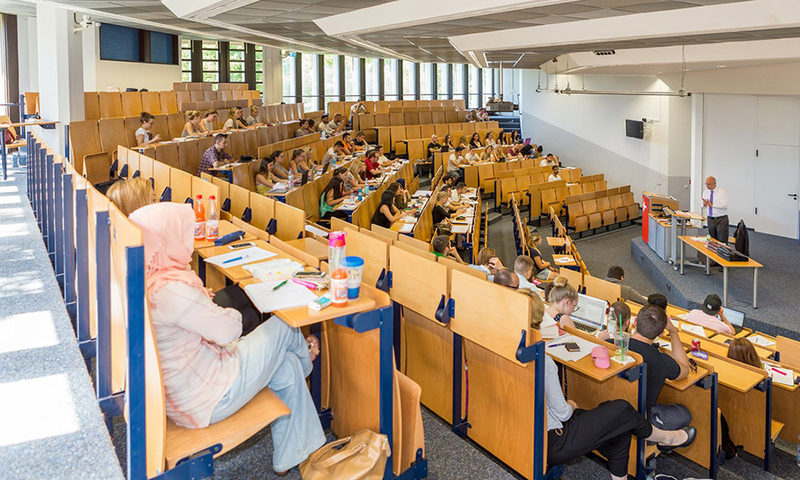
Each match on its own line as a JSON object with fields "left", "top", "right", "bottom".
{"left": 205, "top": 195, "right": 219, "bottom": 241}
{"left": 193, "top": 195, "right": 205, "bottom": 240}
{"left": 328, "top": 231, "right": 346, "bottom": 272}
{"left": 288, "top": 170, "right": 294, "bottom": 187}
{"left": 606, "top": 310, "right": 617, "bottom": 337}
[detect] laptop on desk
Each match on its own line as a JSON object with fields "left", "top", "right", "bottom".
{"left": 571, "top": 293, "right": 608, "bottom": 334}
{"left": 722, "top": 307, "right": 745, "bottom": 334}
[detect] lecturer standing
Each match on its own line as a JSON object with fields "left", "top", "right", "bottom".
{"left": 702, "top": 176, "right": 729, "bottom": 243}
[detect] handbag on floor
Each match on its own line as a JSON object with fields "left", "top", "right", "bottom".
{"left": 300, "top": 429, "right": 390, "bottom": 480}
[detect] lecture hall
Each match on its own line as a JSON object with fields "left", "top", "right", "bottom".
{"left": 2, "top": 1, "right": 800, "bottom": 479}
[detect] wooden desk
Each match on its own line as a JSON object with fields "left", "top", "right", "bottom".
{"left": 678, "top": 236, "right": 762, "bottom": 308}
{"left": 709, "top": 332, "right": 774, "bottom": 359}
{"left": 2, "top": 121, "right": 59, "bottom": 179}
{"left": 193, "top": 220, "right": 255, "bottom": 250}
{"left": 554, "top": 328, "right": 643, "bottom": 382}
{"left": 196, "top": 239, "right": 288, "bottom": 285}
{"left": 546, "top": 236, "right": 566, "bottom": 247}
{"left": 285, "top": 237, "right": 328, "bottom": 262}
{"left": 552, "top": 254, "right": 578, "bottom": 267}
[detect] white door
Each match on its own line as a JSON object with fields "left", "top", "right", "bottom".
{"left": 753, "top": 144, "right": 800, "bottom": 238}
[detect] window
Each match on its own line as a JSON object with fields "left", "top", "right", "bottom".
{"left": 344, "top": 56, "right": 360, "bottom": 100}
{"left": 468, "top": 65, "right": 480, "bottom": 108}
{"left": 436, "top": 63, "right": 450, "bottom": 99}
{"left": 384, "top": 59, "right": 398, "bottom": 100}
{"left": 301, "top": 53, "right": 319, "bottom": 112}
{"left": 365, "top": 58, "right": 380, "bottom": 101}
{"left": 150, "top": 32, "right": 175, "bottom": 64}
{"left": 181, "top": 39, "right": 192, "bottom": 82}
{"left": 452, "top": 64, "right": 465, "bottom": 102}
{"left": 420, "top": 63, "right": 433, "bottom": 100}
{"left": 229, "top": 41, "right": 245, "bottom": 83}
{"left": 402, "top": 61, "right": 416, "bottom": 100}
{"left": 482, "top": 68, "right": 494, "bottom": 105}
{"left": 201, "top": 41, "right": 219, "bottom": 83}
{"left": 323, "top": 54, "right": 339, "bottom": 106}
{"left": 282, "top": 51, "right": 296, "bottom": 102}
{"left": 255, "top": 45, "right": 263, "bottom": 92}
{"left": 99, "top": 24, "right": 141, "bottom": 62}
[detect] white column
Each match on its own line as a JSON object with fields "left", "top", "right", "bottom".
{"left": 81, "top": 25, "right": 97, "bottom": 91}
{"left": 690, "top": 93, "right": 705, "bottom": 216}
{"left": 262, "top": 46, "right": 282, "bottom": 105}
{"left": 17, "top": 15, "right": 39, "bottom": 94}
{"left": 36, "top": 3, "right": 84, "bottom": 154}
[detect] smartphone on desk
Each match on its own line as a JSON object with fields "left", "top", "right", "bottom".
{"left": 228, "top": 242, "right": 255, "bottom": 250}
{"left": 564, "top": 342, "right": 580, "bottom": 352}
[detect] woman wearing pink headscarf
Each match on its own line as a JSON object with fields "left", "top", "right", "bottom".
{"left": 129, "top": 202, "right": 324, "bottom": 475}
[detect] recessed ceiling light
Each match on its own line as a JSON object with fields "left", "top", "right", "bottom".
{"left": 716, "top": 64, "right": 727, "bottom": 68}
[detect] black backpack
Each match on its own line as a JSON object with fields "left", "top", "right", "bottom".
{"left": 734, "top": 220, "right": 749, "bottom": 257}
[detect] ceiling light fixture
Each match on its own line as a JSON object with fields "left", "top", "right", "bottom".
{"left": 558, "top": 88, "right": 690, "bottom": 97}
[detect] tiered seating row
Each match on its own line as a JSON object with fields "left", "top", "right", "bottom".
{"left": 328, "top": 99, "right": 466, "bottom": 119}
{"left": 380, "top": 122, "right": 499, "bottom": 155}
{"left": 564, "top": 187, "right": 640, "bottom": 233}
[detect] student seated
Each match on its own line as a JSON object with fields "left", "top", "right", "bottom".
{"left": 483, "top": 145, "right": 499, "bottom": 163}
{"left": 647, "top": 293, "right": 669, "bottom": 310}
{"left": 529, "top": 288, "right": 695, "bottom": 480}
{"left": 344, "top": 161, "right": 365, "bottom": 195}
{"left": 197, "top": 134, "right": 232, "bottom": 176}
{"left": 341, "top": 132, "right": 354, "bottom": 155}
{"left": 596, "top": 301, "right": 633, "bottom": 341}
{"left": 364, "top": 149, "right": 384, "bottom": 180}
{"left": 469, "top": 132, "right": 483, "bottom": 149}
{"left": 484, "top": 131, "right": 497, "bottom": 148}
{"left": 427, "top": 135, "right": 441, "bottom": 162}
{"left": 528, "top": 233, "right": 559, "bottom": 281}
{"left": 625, "top": 305, "right": 693, "bottom": 427}
{"left": 440, "top": 134, "right": 455, "bottom": 153}
{"left": 547, "top": 165, "right": 562, "bottom": 182}
{"left": 469, "top": 247, "right": 504, "bottom": 276}
{"left": 181, "top": 110, "right": 204, "bottom": 137}
{"left": 432, "top": 191, "right": 465, "bottom": 225}
{"left": 464, "top": 146, "right": 481, "bottom": 165}
{"left": 393, "top": 179, "right": 410, "bottom": 210}
{"left": 288, "top": 149, "right": 310, "bottom": 176}
{"left": 223, "top": 106, "right": 247, "bottom": 130}
{"left": 544, "top": 276, "right": 577, "bottom": 331}
{"left": 449, "top": 182, "right": 468, "bottom": 208}
{"left": 255, "top": 156, "right": 280, "bottom": 195}
{"left": 106, "top": 176, "right": 155, "bottom": 216}
{"left": 722, "top": 338, "right": 763, "bottom": 458}
{"left": 318, "top": 114, "right": 334, "bottom": 135}
{"left": 534, "top": 145, "right": 544, "bottom": 158}
{"left": 135, "top": 112, "right": 162, "bottom": 146}
{"left": 457, "top": 135, "right": 469, "bottom": 149}
{"left": 520, "top": 144, "right": 534, "bottom": 158}
{"left": 505, "top": 142, "right": 523, "bottom": 160}
{"left": 352, "top": 131, "right": 368, "bottom": 151}
{"left": 295, "top": 119, "right": 312, "bottom": 137}
{"left": 686, "top": 294, "right": 734, "bottom": 334}
{"left": 244, "top": 106, "right": 260, "bottom": 126}
{"left": 331, "top": 113, "right": 345, "bottom": 133}
{"left": 349, "top": 100, "right": 367, "bottom": 126}
{"left": 432, "top": 234, "right": 463, "bottom": 263}
{"left": 370, "top": 183, "right": 405, "bottom": 228}
{"left": 319, "top": 172, "right": 349, "bottom": 221}
{"left": 447, "top": 146, "right": 466, "bottom": 175}
{"left": 376, "top": 145, "right": 394, "bottom": 167}
{"left": 128, "top": 202, "right": 325, "bottom": 476}
{"left": 322, "top": 141, "right": 344, "bottom": 165}
{"left": 513, "top": 255, "right": 544, "bottom": 296}
{"left": 269, "top": 150, "right": 290, "bottom": 181}
{"left": 539, "top": 154, "right": 556, "bottom": 167}
{"left": 200, "top": 110, "right": 217, "bottom": 133}
{"left": 605, "top": 265, "right": 648, "bottom": 305}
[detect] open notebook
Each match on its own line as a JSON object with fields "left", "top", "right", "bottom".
{"left": 243, "top": 280, "right": 318, "bottom": 313}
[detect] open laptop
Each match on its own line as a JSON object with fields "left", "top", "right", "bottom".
{"left": 320, "top": 161, "right": 331, "bottom": 174}
{"left": 300, "top": 170, "right": 309, "bottom": 186}
{"left": 722, "top": 307, "right": 746, "bottom": 333}
{"left": 571, "top": 293, "right": 608, "bottom": 334}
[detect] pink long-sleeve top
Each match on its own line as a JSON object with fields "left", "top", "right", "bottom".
{"left": 149, "top": 281, "right": 243, "bottom": 428}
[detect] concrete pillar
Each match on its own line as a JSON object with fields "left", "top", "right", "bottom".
{"left": 36, "top": 3, "right": 84, "bottom": 154}
{"left": 690, "top": 93, "right": 705, "bottom": 219}
{"left": 262, "top": 46, "right": 282, "bottom": 105}
{"left": 17, "top": 15, "right": 38, "bottom": 94}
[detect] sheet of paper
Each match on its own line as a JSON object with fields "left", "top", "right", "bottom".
{"left": 554, "top": 256, "right": 575, "bottom": 264}
{"left": 204, "top": 246, "right": 277, "bottom": 268}
{"left": 398, "top": 223, "right": 414, "bottom": 234}
{"left": 654, "top": 338, "right": 673, "bottom": 350}
{"left": 764, "top": 365, "right": 795, "bottom": 387}
{"left": 748, "top": 334, "right": 775, "bottom": 347}
{"left": 403, "top": 216, "right": 417, "bottom": 223}
{"left": 690, "top": 236, "right": 707, "bottom": 241}
{"left": 680, "top": 323, "right": 707, "bottom": 337}
{"left": 452, "top": 224, "right": 468, "bottom": 234}
{"left": 545, "top": 334, "right": 596, "bottom": 363}
{"left": 611, "top": 354, "right": 637, "bottom": 365}
{"left": 243, "top": 258, "right": 304, "bottom": 281}
{"left": 243, "top": 280, "right": 318, "bottom": 313}
{"left": 673, "top": 313, "right": 689, "bottom": 321}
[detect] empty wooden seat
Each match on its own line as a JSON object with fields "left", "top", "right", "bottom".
{"left": 69, "top": 120, "right": 110, "bottom": 182}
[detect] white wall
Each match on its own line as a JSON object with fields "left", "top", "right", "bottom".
{"left": 519, "top": 70, "right": 692, "bottom": 204}
{"left": 500, "top": 67, "right": 521, "bottom": 105}
{"left": 17, "top": 15, "right": 38, "bottom": 94}
{"left": 81, "top": 26, "right": 181, "bottom": 92}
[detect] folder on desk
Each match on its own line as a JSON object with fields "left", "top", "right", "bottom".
{"left": 243, "top": 280, "right": 318, "bottom": 313}
{"left": 764, "top": 364, "right": 795, "bottom": 387}
{"left": 204, "top": 247, "right": 277, "bottom": 268}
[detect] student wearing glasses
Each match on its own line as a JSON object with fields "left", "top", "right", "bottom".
{"left": 543, "top": 276, "right": 578, "bottom": 331}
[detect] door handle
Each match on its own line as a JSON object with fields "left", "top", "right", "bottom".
{"left": 789, "top": 193, "right": 798, "bottom": 199}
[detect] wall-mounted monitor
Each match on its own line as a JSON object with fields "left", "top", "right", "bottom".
{"left": 625, "top": 119, "right": 644, "bottom": 139}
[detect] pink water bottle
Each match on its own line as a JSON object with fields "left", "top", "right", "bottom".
{"left": 328, "top": 231, "right": 346, "bottom": 272}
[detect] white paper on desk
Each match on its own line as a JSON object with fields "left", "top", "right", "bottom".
{"left": 403, "top": 216, "right": 417, "bottom": 223}
{"left": 764, "top": 365, "right": 795, "bottom": 386}
{"left": 243, "top": 280, "right": 317, "bottom": 313}
{"left": 654, "top": 338, "right": 673, "bottom": 350}
{"left": 269, "top": 183, "right": 289, "bottom": 193}
{"left": 611, "top": 354, "right": 637, "bottom": 366}
{"left": 452, "top": 224, "right": 468, "bottom": 234}
{"left": 415, "top": 190, "right": 431, "bottom": 196}
{"left": 690, "top": 236, "right": 706, "bottom": 242}
{"left": 398, "top": 223, "right": 415, "bottom": 233}
{"left": 243, "top": 258, "right": 303, "bottom": 282}
{"left": 554, "top": 256, "right": 575, "bottom": 264}
{"left": 545, "top": 334, "right": 595, "bottom": 362}
{"left": 748, "top": 334, "right": 775, "bottom": 347}
{"left": 673, "top": 313, "right": 689, "bottom": 321}
{"left": 680, "top": 323, "right": 707, "bottom": 337}
{"left": 204, "top": 247, "right": 277, "bottom": 268}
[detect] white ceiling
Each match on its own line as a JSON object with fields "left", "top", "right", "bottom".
{"left": 5, "top": 0, "right": 800, "bottom": 75}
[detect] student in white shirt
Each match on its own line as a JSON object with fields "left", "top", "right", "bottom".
{"left": 450, "top": 182, "right": 467, "bottom": 206}
{"left": 135, "top": 112, "right": 161, "bottom": 146}
{"left": 464, "top": 147, "right": 481, "bottom": 165}
{"left": 447, "top": 146, "right": 465, "bottom": 174}
{"left": 318, "top": 114, "right": 335, "bottom": 136}
{"left": 548, "top": 165, "right": 562, "bottom": 182}
{"left": 322, "top": 141, "right": 344, "bottom": 165}
{"left": 702, "top": 176, "right": 729, "bottom": 243}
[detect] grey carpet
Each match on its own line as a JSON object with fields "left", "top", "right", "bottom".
{"left": 0, "top": 164, "right": 123, "bottom": 479}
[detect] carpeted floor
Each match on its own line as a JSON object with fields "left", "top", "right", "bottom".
{"left": 0, "top": 164, "right": 123, "bottom": 480}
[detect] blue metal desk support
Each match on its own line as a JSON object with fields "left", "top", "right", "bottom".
{"left": 53, "top": 157, "right": 65, "bottom": 291}
{"left": 74, "top": 186, "right": 95, "bottom": 366}
{"left": 38, "top": 148, "right": 48, "bottom": 244}
{"left": 695, "top": 373, "right": 720, "bottom": 479}
{"left": 46, "top": 153, "right": 56, "bottom": 265}
{"left": 64, "top": 124, "right": 69, "bottom": 160}
{"left": 617, "top": 363, "right": 647, "bottom": 480}
{"left": 755, "top": 377, "right": 773, "bottom": 472}
{"left": 63, "top": 173, "right": 77, "bottom": 320}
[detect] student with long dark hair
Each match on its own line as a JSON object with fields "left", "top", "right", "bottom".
{"left": 370, "top": 183, "right": 404, "bottom": 228}
{"left": 319, "top": 171, "right": 349, "bottom": 221}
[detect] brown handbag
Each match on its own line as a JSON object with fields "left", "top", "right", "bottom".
{"left": 300, "top": 429, "right": 391, "bottom": 480}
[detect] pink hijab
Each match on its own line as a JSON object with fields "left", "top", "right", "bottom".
{"left": 129, "top": 202, "right": 211, "bottom": 301}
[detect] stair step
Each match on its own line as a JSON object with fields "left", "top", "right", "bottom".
{"left": 486, "top": 212, "right": 504, "bottom": 226}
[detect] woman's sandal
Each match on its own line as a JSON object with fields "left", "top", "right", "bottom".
{"left": 306, "top": 335, "right": 320, "bottom": 362}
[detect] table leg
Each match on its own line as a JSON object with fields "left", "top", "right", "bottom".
{"left": 680, "top": 241, "right": 685, "bottom": 275}
{"left": 705, "top": 254, "right": 710, "bottom": 275}
{"left": 723, "top": 267, "right": 728, "bottom": 307}
{"left": 754, "top": 268, "right": 759, "bottom": 309}
{"left": 1, "top": 128, "right": 7, "bottom": 181}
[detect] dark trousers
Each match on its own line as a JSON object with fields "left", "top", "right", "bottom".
{"left": 547, "top": 399, "right": 652, "bottom": 477}
{"left": 707, "top": 215, "right": 729, "bottom": 243}
{"left": 321, "top": 210, "right": 348, "bottom": 221}
{"left": 213, "top": 285, "right": 264, "bottom": 336}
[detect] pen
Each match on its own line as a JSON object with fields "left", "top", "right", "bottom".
{"left": 292, "top": 278, "right": 320, "bottom": 291}
{"left": 548, "top": 343, "right": 566, "bottom": 348}
{"left": 771, "top": 367, "right": 788, "bottom": 376}
{"left": 272, "top": 279, "right": 289, "bottom": 291}
{"left": 222, "top": 256, "right": 243, "bottom": 264}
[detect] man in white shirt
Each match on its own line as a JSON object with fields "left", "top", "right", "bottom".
{"left": 322, "top": 141, "right": 344, "bottom": 165}
{"left": 702, "top": 176, "right": 729, "bottom": 243}
{"left": 464, "top": 146, "right": 481, "bottom": 164}
{"left": 318, "top": 114, "right": 334, "bottom": 136}
{"left": 447, "top": 146, "right": 465, "bottom": 174}
{"left": 548, "top": 165, "right": 562, "bottom": 182}
{"left": 349, "top": 100, "right": 367, "bottom": 127}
